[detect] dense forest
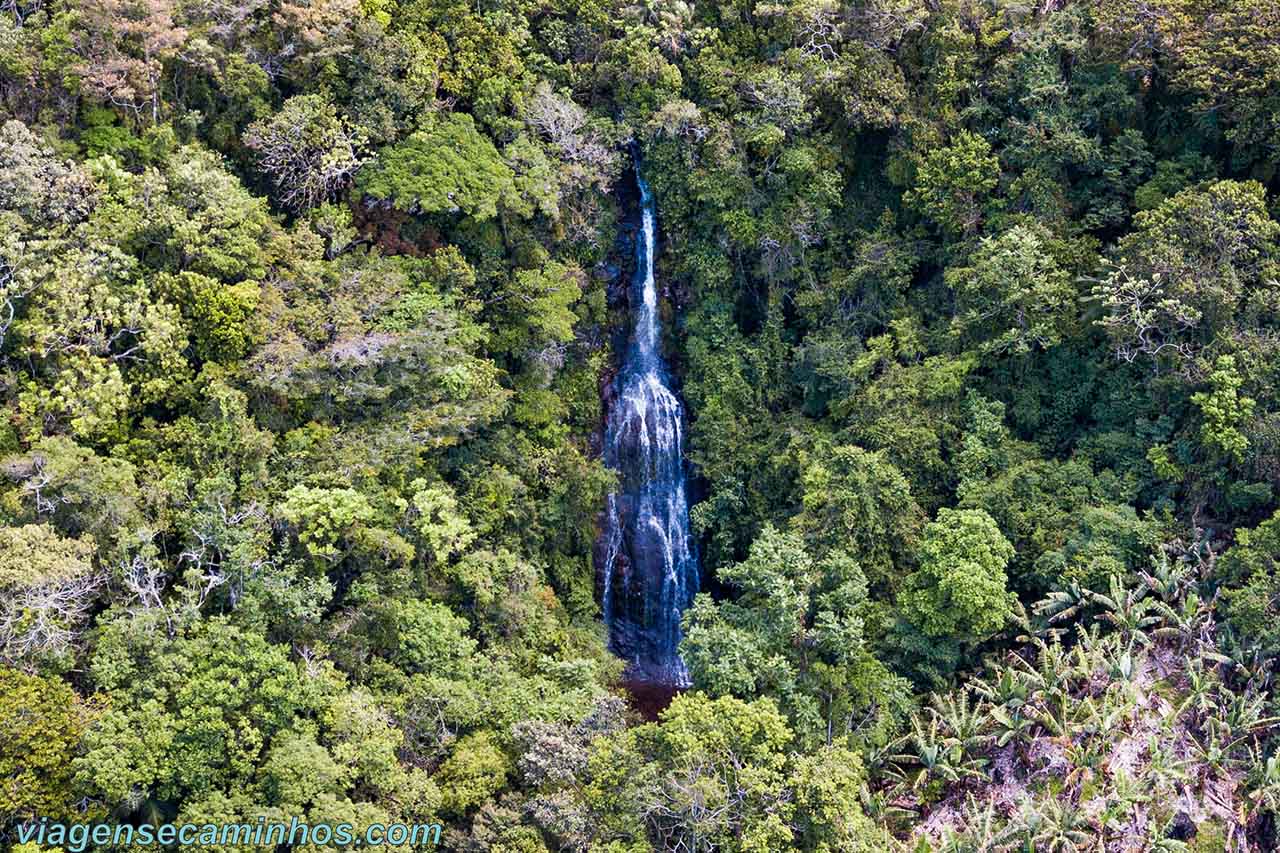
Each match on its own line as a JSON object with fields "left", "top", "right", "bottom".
{"left": 4, "top": 0, "right": 1280, "bottom": 848}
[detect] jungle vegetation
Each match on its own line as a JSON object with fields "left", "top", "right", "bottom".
{"left": 3, "top": 0, "right": 1280, "bottom": 849}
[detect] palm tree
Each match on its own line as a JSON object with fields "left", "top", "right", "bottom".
{"left": 1245, "top": 747, "right": 1280, "bottom": 821}
{"left": 1143, "top": 734, "right": 1192, "bottom": 794}
{"left": 973, "top": 661, "right": 1037, "bottom": 713}
{"left": 1090, "top": 574, "right": 1162, "bottom": 646}
{"left": 1174, "top": 659, "right": 1219, "bottom": 724}
{"left": 935, "top": 795, "right": 1020, "bottom": 852}
{"left": 886, "top": 714, "right": 988, "bottom": 794}
{"left": 1033, "top": 582, "right": 1096, "bottom": 627}
{"left": 1013, "top": 797, "right": 1099, "bottom": 852}
{"left": 930, "top": 689, "right": 990, "bottom": 757}
{"left": 988, "top": 704, "right": 1035, "bottom": 750}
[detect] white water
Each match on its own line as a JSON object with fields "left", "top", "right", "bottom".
{"left": 599, "top": 169, "right": 699, "bottom": 686}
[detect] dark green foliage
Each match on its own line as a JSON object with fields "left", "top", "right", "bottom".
{"left": 6, "top": 0, "right": 1280, "bottom": 847}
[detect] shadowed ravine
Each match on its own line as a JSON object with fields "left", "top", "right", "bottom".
{"left": 597, "top": 167, "right": 699, "bottom": 688}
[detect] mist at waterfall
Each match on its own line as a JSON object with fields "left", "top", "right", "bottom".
{"left": 597, "top": 168, "right": 700, "bottom": 687}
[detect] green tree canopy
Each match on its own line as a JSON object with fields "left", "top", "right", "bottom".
{"left": 359, "top": 113, "right": 515, "bottom": 220}
{"left": 900, "top": 508, "right": 1016, "bottom": 640}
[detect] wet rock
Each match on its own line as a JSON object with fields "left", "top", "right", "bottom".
{"left": 596, "top": 167, "right": 699, "bottom": 688}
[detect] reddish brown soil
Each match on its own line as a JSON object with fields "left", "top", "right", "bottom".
{"left": 622, "top": 679, "right": 682, "bottom": 721}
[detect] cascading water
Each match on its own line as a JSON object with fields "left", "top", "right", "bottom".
{"left": 597, "top": 166, "right": 699, "bottom": 687}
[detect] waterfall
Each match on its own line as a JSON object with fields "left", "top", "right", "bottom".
{"left": 598, "top": 166, "right": 699, "bottom": 687}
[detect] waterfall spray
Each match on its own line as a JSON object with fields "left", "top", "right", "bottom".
{"left": 598, "top": 165, "right": 699, "bottom": 686}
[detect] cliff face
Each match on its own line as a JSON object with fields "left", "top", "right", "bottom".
{"left": 596, "top": 165, "right": 699, "bottom": 687}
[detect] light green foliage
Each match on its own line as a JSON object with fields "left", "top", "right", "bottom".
{"left": 0, "top": 133, "right": 284, "bottom": 443}
{"left": 791, "top": 746, "right": 891, "bottom": 853}
{"left": 826, "top": 326, "right": 977, "bottom": 510}
{"left": 260, "top": 730, "right": 348, "bottom": 807}
{"left": 906, "top": 131, "right": 1002, "bottom": 236}
{"left": 392, "top": 598, "right": 476, "bottom": 675}
{"left": 0, "top": 667, "right": 99, "bottom": 822}
{"left": 960, "top": 456, "right": 1152, "bottom": 594}
{"left": 1220, "top": 510, "right": 1280, "bottom": 658}
{"left": 503, "top": 134, "right": 562, "bottom": 221}
{"left": 245, "top": 251, "right": 509, "bottom": 443}
{"left": 436, "top": 730, "right": 510, "bottom": 816}
{"left": 1, "top": 436, "right": 146, "bottom": 559}
{"left": 1158, "top": 0, "right": 1280, "bottom": 158}
{"left": 586, "top": 693, "right": 793, "bottom": 851}
{"left": 492, "top": 261, "right": 585, "bottom": 354}
{"left": 164, "top": 272, "right": 262, "bottom": 364}
{"left": 143, "top": 147, "right": 276, "bottom": 283}
{"left": 586, "top": 693, "right": 883, "bottom": 852}
{"left": 947, "top": 223, "right": 1076, "bottom": 356}
{"left": 0, "top": 523, "right": 95, "bottom": 590}
{"left": 1094, "top": 180, "right": 1280, "bottom": 375}
{"left": 1191, "top": 355, "right": 1256, "bottom": 463}
{"left": 1037, "top": 504, "right": 1155, "bottom": 590}
{"left": 683, "top": 526, "right": 814, "bottom": 697}
{"left": 7, "top": 236, "right": 185, "bottom": 440}
{"left": 323, "top": 689, "right": 406, "bottom": 796}
{"left": 360, "top": 113, "right": 514, "bottom": 219}
{"left": 410, "top": 480, "right": 476, "bottom": 563}
{"left": 444, "top": 548, "right": 565, "bottom": 655}
{"left": 6, "top": 0, "right": 1280, "bottom": 848}
{"left": 77, "top": 618, "right": 327, "bottom": 804}
{"left": 901, "top": 508, "right": 1016, "bottom": 639}
{"left": 953, "top": 392, "right": 1023, "bottom": 495}
{"left": 0, "top": 523, "right": 99, "bottom": 667}
{"left": 278, "top": 484, "right": 377, "bottom": 564}
{"left": 341, "top": 24, "right": 445, "bottom": 144}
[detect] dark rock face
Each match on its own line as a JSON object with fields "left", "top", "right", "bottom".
{"left": 596, "top": 168, "right": 699, "bottom": 687}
